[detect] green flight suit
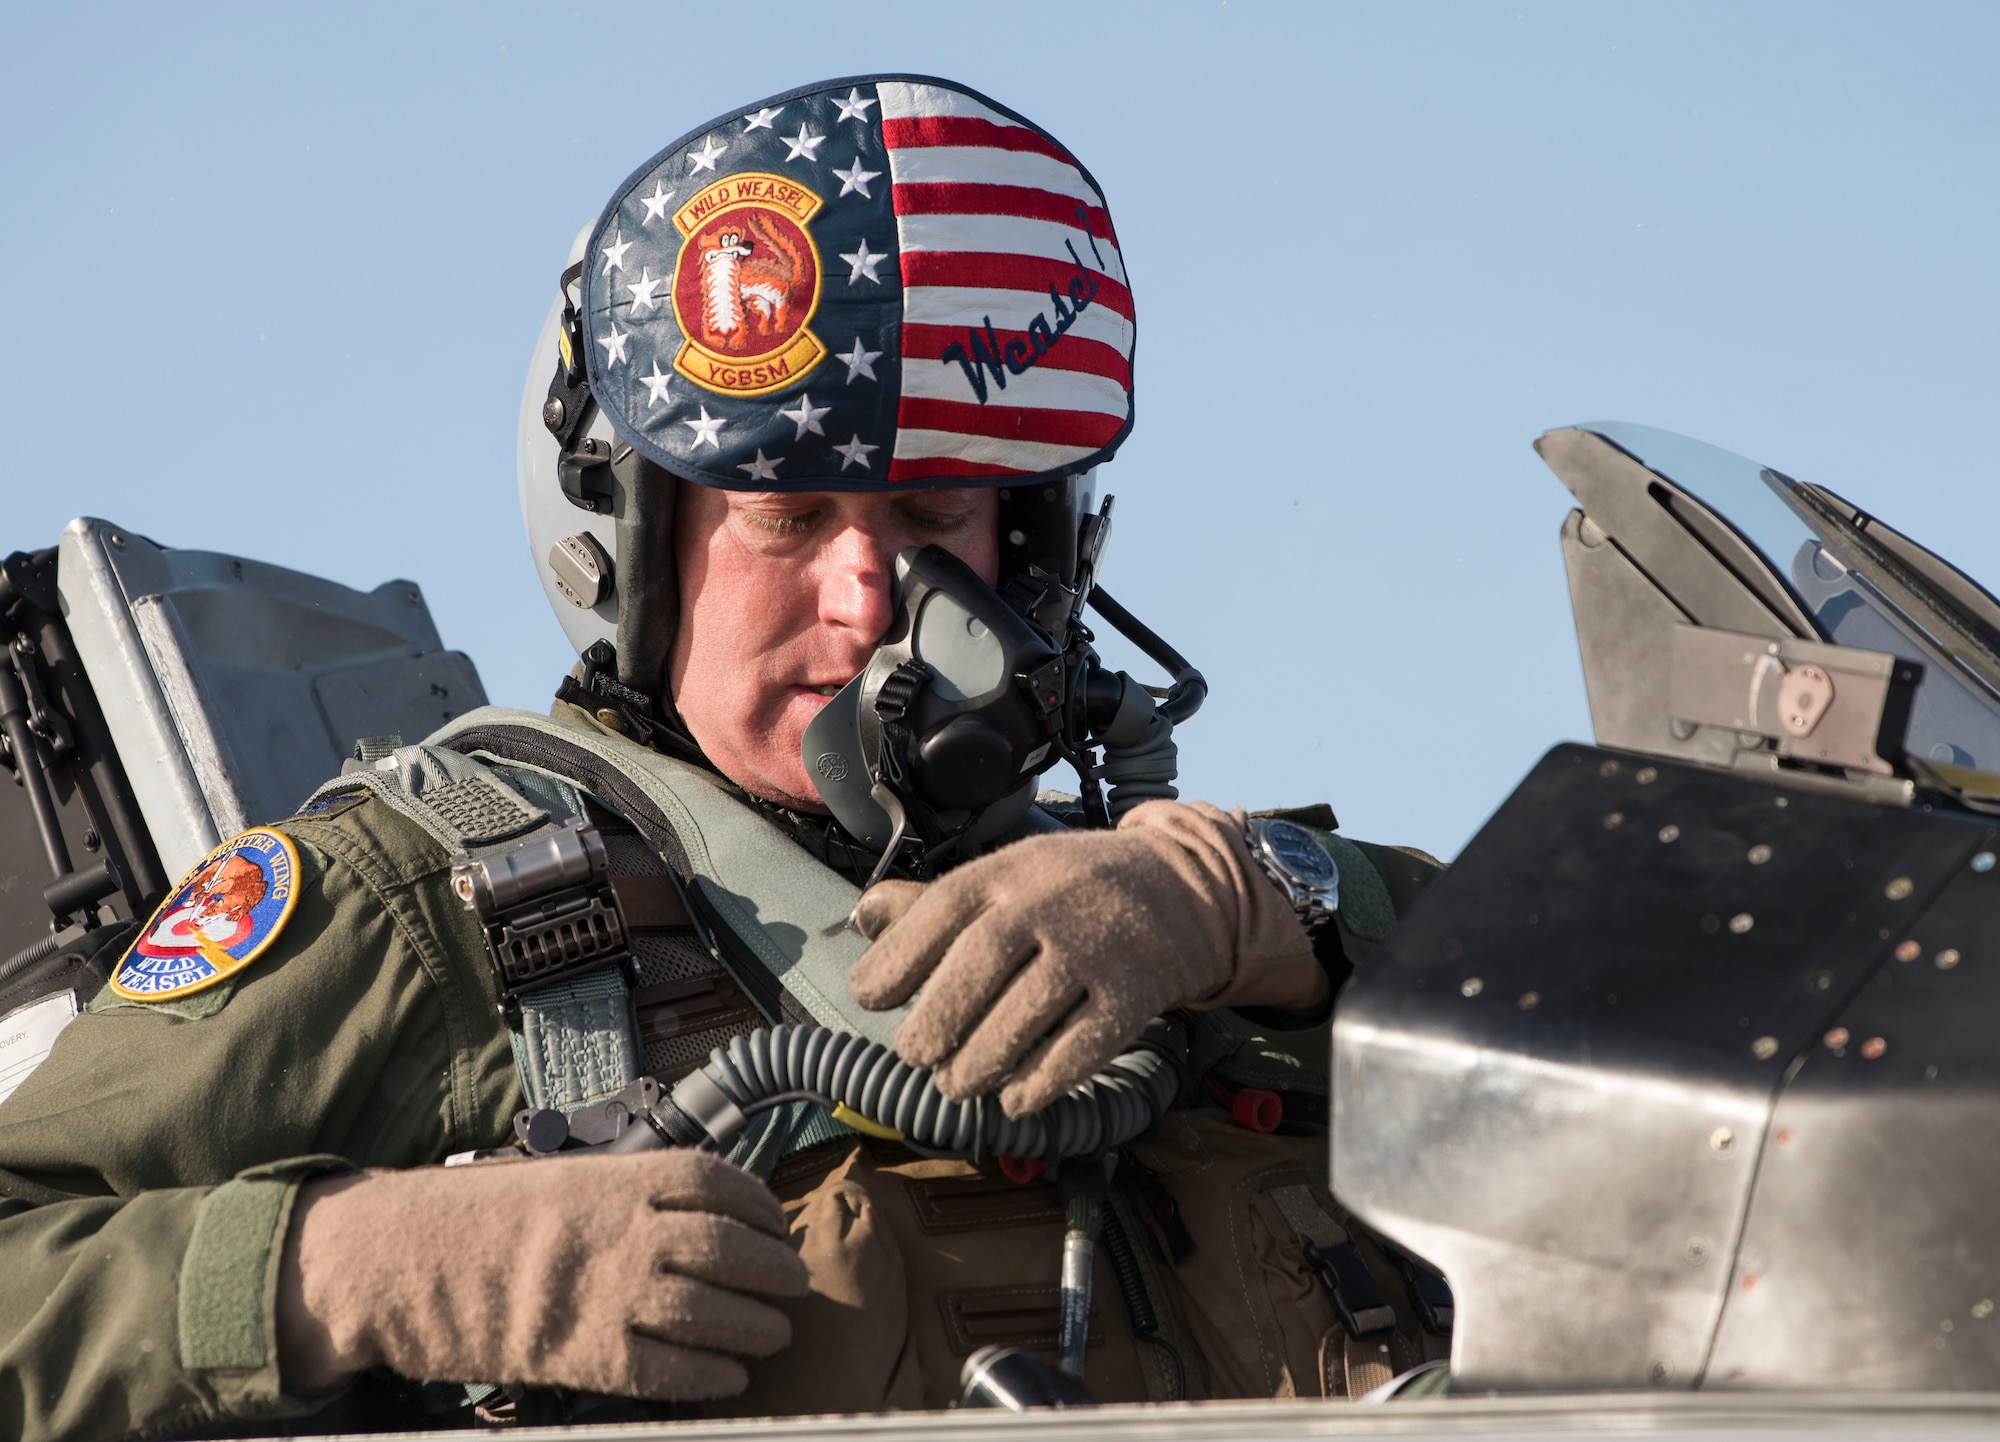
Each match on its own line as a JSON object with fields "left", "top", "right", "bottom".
{"left": 0, "top": 794, "right": 520, "bottom": 1440}
{"left": 0, "top": 707, "right": 1442, "bottom": 1440}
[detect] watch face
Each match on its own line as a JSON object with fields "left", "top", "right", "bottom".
{"left": 1259, "top": 819, "right": 1339, "bottom": 890}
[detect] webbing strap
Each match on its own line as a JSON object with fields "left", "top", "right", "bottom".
{"left": 339, "top": 711, "right": 882, "bottom": 1152}
{"left": 428, "top": 707, "right": 906, "bottom": 1045}
{"left": 295, "top": 746, "right": 552, "bottom": 854}
{"left": 297, "top": 743, "right": 641, "bottom": 1114}
{"left": 1261, "top": 1184, "right": 1397, "bottom": 1339}
{"left": 512, "top": 967, "right": 642, "bottom": 1112}
{"left": 725, "top": 1099, "right": 854, "bottom": 1181}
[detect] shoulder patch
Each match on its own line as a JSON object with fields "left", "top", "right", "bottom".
{"left": 111, "top": 828, "right": 302, "bottom": 1002}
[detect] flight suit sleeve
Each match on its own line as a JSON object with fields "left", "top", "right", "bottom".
{"left": 0, "top": 797, "right": 520, "bottom": 1442}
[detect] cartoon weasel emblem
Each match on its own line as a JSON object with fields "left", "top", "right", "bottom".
{"left": 697, "top": 211, "right": 805, "bottom": 351}
{"left": 668, "top": 173, "right": 827, "bottom": 397}
{"left": 112, "top": 828, "right": 300, "bottom": 1001}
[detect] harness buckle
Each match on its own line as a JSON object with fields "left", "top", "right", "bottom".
{"left": 1303, "top": 1237, "right": 1398, "bottom": 1338}
{"left": 451, "top": 820, "right": 632, "bottom": 1012}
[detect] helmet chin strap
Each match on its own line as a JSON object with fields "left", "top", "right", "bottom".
{"left": 611, "top": 453, "right": 677, "bottom": 701}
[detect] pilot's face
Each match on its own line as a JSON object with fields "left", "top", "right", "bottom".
{"left": 667, "top": 485, "right": 1000, "bottom": 811}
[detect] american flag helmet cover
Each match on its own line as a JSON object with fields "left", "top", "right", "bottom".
{"left": 578, "top": 75, "right": 1135, "bottom": 493}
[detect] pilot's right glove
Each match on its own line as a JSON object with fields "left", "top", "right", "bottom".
{"left": 275, "top": 1148, "right": 809, "bottom": 1400}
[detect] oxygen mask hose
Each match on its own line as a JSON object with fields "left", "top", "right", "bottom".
{"left": 540, "top": 1016, "right": 1190, "bottom": 1165}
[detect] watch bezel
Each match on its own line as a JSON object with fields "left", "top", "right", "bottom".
{"left": 1246, "top": 817, "right": 1341, "bottom": 924}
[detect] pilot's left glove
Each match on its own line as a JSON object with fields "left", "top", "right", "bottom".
{"left": 848, "top": 800, "right": 1326, "bottom": 1117}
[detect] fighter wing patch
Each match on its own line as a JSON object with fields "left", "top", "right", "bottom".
{"left": 110, "top": 828, "right": 301, "bottom": 1002}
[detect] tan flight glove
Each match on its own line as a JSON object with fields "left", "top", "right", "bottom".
{"left": 276, "top": 1148, "right": 809, "bottom": 1401}
{"left": 848, "top": 799, "right": 1326, "bottom": 1117}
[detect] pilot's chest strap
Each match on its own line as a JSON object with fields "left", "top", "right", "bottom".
{"left": 423, "top": 708, "right": 928, "bottom": 1168}
{"left": 427, "top": 706, "right": 908, "bottom": 1047}
{"left": 297, "top": 743, "right": 640, "bottom": 1114}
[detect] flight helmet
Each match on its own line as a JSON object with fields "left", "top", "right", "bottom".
{"left": 517, "top": 74, "right": 1138, "bottom": 720}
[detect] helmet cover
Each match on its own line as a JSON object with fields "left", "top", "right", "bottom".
{"left": 578, "top": 75, "right": 1134, "bottom": 492}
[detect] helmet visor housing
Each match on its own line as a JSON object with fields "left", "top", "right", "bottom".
{"left": 577, "top": 74, "right": 1135, "bottom": 495}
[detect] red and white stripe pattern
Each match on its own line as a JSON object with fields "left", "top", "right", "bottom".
{"left": 878, "top": 81, "right": 1134, "bottom": 483}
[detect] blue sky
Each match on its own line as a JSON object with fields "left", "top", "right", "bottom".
{"left": 4, "top": 2, "right": 1994, "bottom": 859}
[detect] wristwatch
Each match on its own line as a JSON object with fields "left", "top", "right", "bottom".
{"left": 1244, "top": 818, "right": 1341, "bottom": 929}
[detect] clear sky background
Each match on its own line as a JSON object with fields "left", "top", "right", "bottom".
{"left": 3, "top": 2, "right": 1994, "bottom": 860}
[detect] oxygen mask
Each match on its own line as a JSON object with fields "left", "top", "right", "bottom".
{"left": 800, "top": 498, "right": 1206, "bottom": 886}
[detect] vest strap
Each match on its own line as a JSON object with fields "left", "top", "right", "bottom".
{"left": 429, "top": 707, "right": 908, "bottom": 1046}
{"left": 298, "top": 743, "right": 640, "bottom": 1113}
{"left": 511, "top": 966, "right": 642, "bottom": 1113}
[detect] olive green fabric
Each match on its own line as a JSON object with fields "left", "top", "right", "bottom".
{"left": 0, "top": 698, "right": 1445, "bottom": 1440}
{"left": 179, "top": 1177, "right": 290, "bottom": 1371}
{"left": 179, "top": 1155, "right": 354, "bottom": 1374}
{"left": 1305, "top": 827, "right": 1442, "bottom": 962}
{"left": 0, "top": 795, "right": 519, "bottom": 1442}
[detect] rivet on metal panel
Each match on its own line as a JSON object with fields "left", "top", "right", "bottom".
{"left": 1599, "top": 760, "right": 1620, "bottom": 778}
{"left": 1729, "top": 913, "right": 1755, "bottom": 934}
{"left": 1937, "top": 949, "right": 1962, "bottom": 970}
{"left": 1603, "top": 811, "right": 1625, "bottom": 829}
{"left": 1974, "top": 852, "right": 1997, "bottom": 874}
{"left": 1460, "top": 978, "right": 1483, "bottom": 998}
{"left": 1649, "top": 1360, "right": 1674, "bottom": 1384}
{"left": 1658, "top": 824, "right": 1681, "bottom": 843}
{"left": 1636, "top": 767, "right": 1658, "bottom": 785}
{"left": 1895, "top": 940, "right": 1922, "bottom": 962}
{"left": 1942, "top": 1320, "right": 1955, "bottom": 1333}
{"left": 1750, "top": 1036, "right": 1778, "bottom": 1060}
{"left": 1973, "top": 1299, "right": 1994, "bottom": 1319}
{"left": 1809, "top": 971, "right": 1832, "bottom": 992}
{"left": 1774, "top": 796, "right": 1789, "bottom": 808}
{"left": 405, "top": 590, "right": 421, "bottom": 605}
{"left": 1517, "top": 991, "right": 1540, "bottom": 1011}
{"left": 1927, "top": 1065, "right": 1940, "bottom": 1080}
{"left": 1886, "top": 876, "right": 1915, "bottom": 900}
{"left": 1747, "top": 844, "right": 1772, "bottom": 865}
{"left": 1860, "top": 1037, "right": 1887, "bottom": 1060}
{"left": 1774, "top": 1128, "right": 1793, "bottom": 1148}
{"left": 1684, "top": 1238, "right": 1709, "bottom": 1265}
{"left": 1825, "top": 1027, "right": 1851, "bottom": 1051}
{"left": 109, "top": 533, "right": 125, "bottom": 549}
